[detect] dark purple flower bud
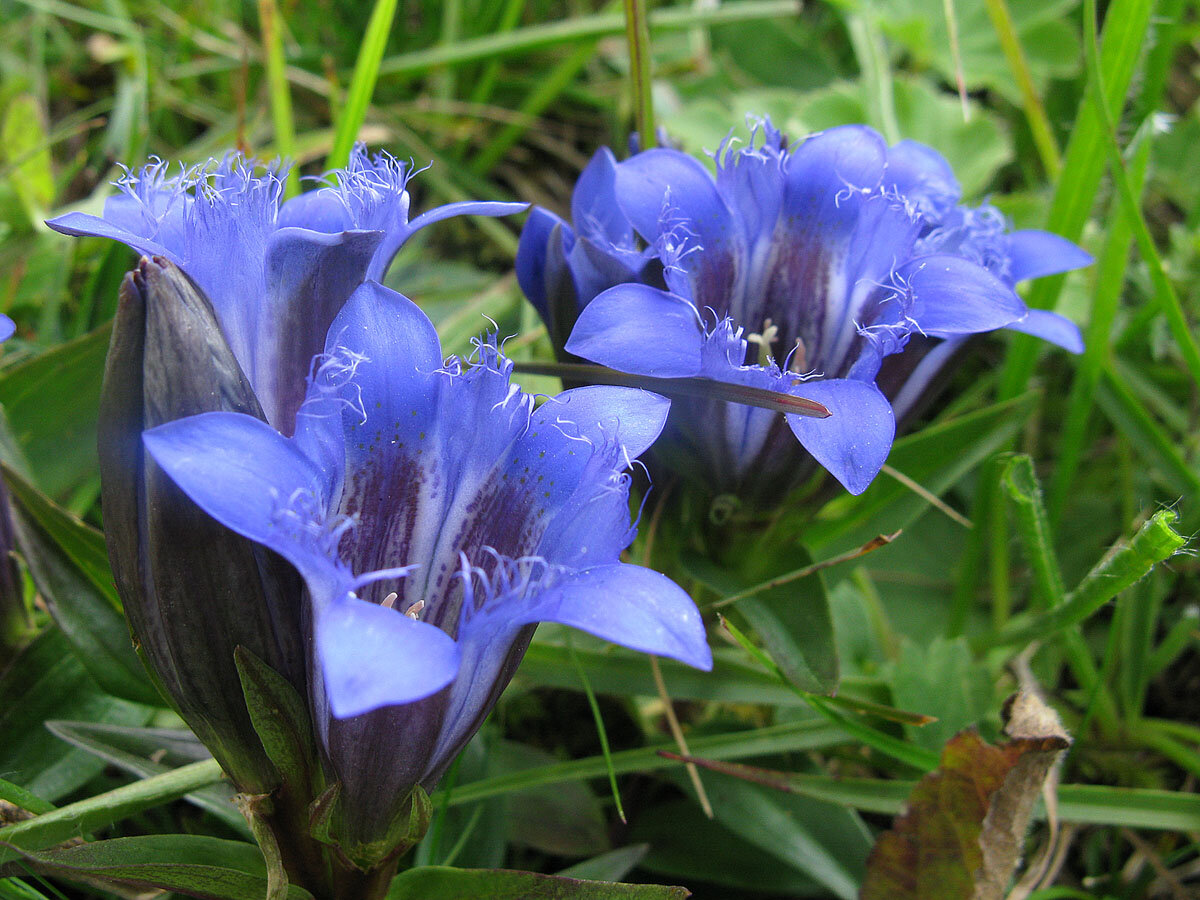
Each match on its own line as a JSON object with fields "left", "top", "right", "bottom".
{"left": 99, "top": 256, "right": 306, "bottom": 792}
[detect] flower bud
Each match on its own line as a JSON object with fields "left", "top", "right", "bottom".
{"left": 99, "top": 256, "right": 305, "bottom": 792}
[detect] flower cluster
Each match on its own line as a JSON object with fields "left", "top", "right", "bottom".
{"left": 516, "top": 123, "right": 1089, "bottom": 500}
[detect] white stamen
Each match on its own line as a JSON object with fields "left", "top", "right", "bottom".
{"left": 404, "top": 599, "right": 425, "bottom": 620}
{"left": 382, "top": 592, "right": 399, "bottom": 610}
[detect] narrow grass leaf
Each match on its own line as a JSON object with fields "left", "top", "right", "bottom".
{"left": 1001, "top": 455, "right": 1065, "bottom": 608}
{"left": 0, "top": 759, "right": 224, "bottom": 864}
{"left": 566, "top": 638, "right": 626, "bottom": 823}
{"left": 989, "top": 510, "right": 1185, "bottom": 650}
{"left": 327, "top": 0, "right": 399, "bottom": 169}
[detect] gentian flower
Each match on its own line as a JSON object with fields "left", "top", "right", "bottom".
{"left": 143, "top": 280, "right": 712, "bottom": 851}
{"left": 46, "top": 149, "right": 525, "bottom": 791}
{"left": 516, "top": 123, "right": 1089, "bottom": 502}
{"left": 49, "top": 146, "right": 524, "bottom": 435}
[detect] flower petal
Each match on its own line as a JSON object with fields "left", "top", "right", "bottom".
{"left": 615, "top": 148, "right": 734, "bottom": 252}
{"left": 786, "top": 378, "right": 895, "bottom": 495}
{"left": 0, "top": 315, "right": 14, "bottom": 343}
{"left": 502, "top": 563, "right": 712, "bottom": 670}
{"left": 1005, "top": 308, "right": 1084, "bottom": 353}
{"left": 516, "top": 206, "right": 572, "bottom": 322}
{"left": 252, "top": 227, "right": 385, "bottom": 433}
{"left": 371, "top": 200, "right": 528, "bottom": 281}
{"left": 783, "top": 126, "right": 888, "bottom": 241}
{"left": 46, "top": 210, "right": 173, "bottom": 261}
{"left": 317, "top": 594, "right": 461, "bottom": 718}
{"left": 572, "top": 147, "right": 633, "bottom": 245}
{"left": 532, "top": 385, "right": 670, "bottom": 459}
{"left": 142, "top": 411, "right": 335, "bottom": 580}
{"left": 884, "top": 139, "right": 960, "bottom": 216}
{"left": 1005, "top": 230, "right": 1093, "bottom": 282}
{"left": 899, "top": 255, "right": 1027, "bottom": 335}
{"left": 565, "top": 284, "right": 704, "bottom": 377}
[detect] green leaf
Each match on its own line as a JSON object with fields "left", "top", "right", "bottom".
{"left": 989, "top": 510, "right": 1185, "bottom": 649}
{"left": 0, "top": 322, "right": 111, "bottom": 501}
{"left": 3, "top": 467, "right": 157, "bottom": 705}
{"left": 631, "top": 800, "right": 820, "bottom": 895}
{"left": 556, "top": 846, "right": 651, "bottom": 883}
{"left": 44, "top": 721, "right": 249, "bottom": 838}
{"left": 0, "top": 759, "right": 224, "bottom": 864}
{"left": 0, "top": 628, "right": 149, "bottom": 803}
{"left": 493, "top": 741, "right": 608, "bottom": 858}
{"left": 726, "top": 546, "right": 839, "bottom": 693}
{"left": 326, "top": 0, "right": 399, "bottom": 169}
{"left": 1, "top": 462, "right": 114, "bottom": 605}
{"left": 234, "top": 646, "right": 317, "bottom": 795}
{"left": 868, "top": 0, "right": 1081, "bottom": 104}
{"left": 667, "top": 768, "right": 870, "bottom": 900}
{"left": 1, "top": 95, "right": 54, "bottom": 224}
{"left": 0, "top": 836, "right": 312, "bottom": 900}
{"left": 892, "top": 637, "right": 994, "bottom": 752}
{"left": 386, "top": 866, "right": 689, "bottom": 899}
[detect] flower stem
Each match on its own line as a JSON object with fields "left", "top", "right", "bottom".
{"left": 624, "top": 0, "right": 656, "bottom": 149}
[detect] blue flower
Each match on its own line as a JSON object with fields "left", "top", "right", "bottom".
{"left": 143, "top": 280, "right": 711, "bottom": 841}
{"left": 48, "top": 146, "right": 525, "bottom": 434}
{"left": 516, "top": 123, "right": 1090, "bottom": 499}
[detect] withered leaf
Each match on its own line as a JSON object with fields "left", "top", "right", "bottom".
{"left": 860, "top": 692, "right": 1070, "bottom": 900}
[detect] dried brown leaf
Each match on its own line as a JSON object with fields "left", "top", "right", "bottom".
{"left": 860, "top": 691, "right": 1070, "bottom": 900}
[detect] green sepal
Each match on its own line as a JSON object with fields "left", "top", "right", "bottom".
{"left": 235, "top": 646, "right": 319, "bottom": 796}
{"left": 309, "top": 782, "right": 433, "bottom": 871}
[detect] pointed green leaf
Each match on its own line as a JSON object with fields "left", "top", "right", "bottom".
{"left": 0, "top": 628, "right": 149, "bottom": 803}
{"left": 44, "top": 720, "right": 249, "bottom": 838}
{"left": 0, "top": 323, "right": 111, "bottom": 501}
{"left": 234, "top": 646, "right": 317, "bottom": 794}
{"left": 5, "top": 471, "right": 157, "bottom": 705}
{"left": 0, "top": 835, "right": 312, "bottom": 900}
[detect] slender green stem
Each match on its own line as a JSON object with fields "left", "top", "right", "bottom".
{"left": 624, "top": 0, "right": 656, "bottom": 149}
{"left": 257, "top": 0, "right": 297, "bottom": 195}
{"left": 845, "top": 14, "right": 900, "bottom": 143}
{"left": 327, "top": 0, "right": 399, "bottom": 169}
{"left": 1001, "top": 455, "right": 1065, "bottom": 609}
{"left": 985, "top": 511, "right": 1184, "bottom": 650}
{"left": 982, "top": 0, "right": 1060, "bottom": 175}
{"left": 567, "top": 637, "right": 627, "bottom": 823}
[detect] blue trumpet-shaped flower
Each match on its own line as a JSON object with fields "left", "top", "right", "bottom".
{"left": 517, "top": 124, "right": 1089, "bottom": 500}
{"left": 143, "top": 280, "right": 711, "bottom": 842}
{"left": 49, "top": 147, "right": 524, "bottom": 434}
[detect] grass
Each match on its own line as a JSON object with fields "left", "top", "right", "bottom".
{"left": 0, "top": 0, "right": 1197, "bottom": 897}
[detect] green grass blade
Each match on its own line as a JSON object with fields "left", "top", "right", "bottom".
{"left": 0, "top": 760, "right": 224, "bottom": 864}
{"left": 1095, "top": 367, "right": 1200, "bottom": 498}
{"left": 1047, "top": 127, "right": 1153, "bottom": 523}
{"left": 624, "top": 0, "right": 656, "bottom": 149}
{"left": 256, "top": 0, "right": 297, "bottom": 195}
{"left": 1081, "top": 0, "right": 1200, "bottom": 388}
{"left": 566, "top": 638, "right": 626, "bottom": 823}
{"left": 444, "top": 719, "right": 845, "bottom": 807}
{"left": 470, "top": 38, "right": 597, "bottom": 175}
{"left": 987, "top": 511, "right": 1185, "bottom": 650}
{"left": 326, "top": 0, "right": 399, "bottom": 169}
{"left": 376, "top": 1, "right": 801, "bottom": 79}
{"left": 1001, "top": 455, "right": 1065, "bottom": 608}
{"left": 999, "top": 0, "right": 1155, "bottom": 398}
{"left": 982, "top": 0, "right": 1060, "bottom": 175}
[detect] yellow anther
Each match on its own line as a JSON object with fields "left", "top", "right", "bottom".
{"left": 404, "top": 599, "right": 425, "bottom": 620}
